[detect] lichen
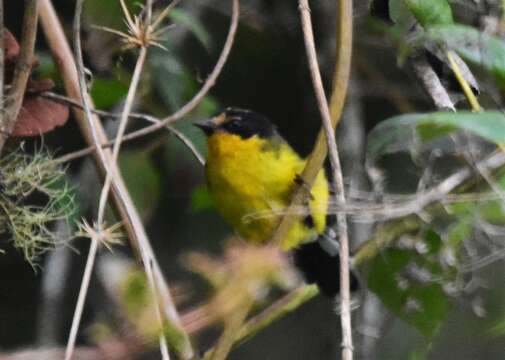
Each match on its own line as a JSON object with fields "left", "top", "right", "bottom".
{"left": 0, "top": 148, "right": 77, "bottom": 266}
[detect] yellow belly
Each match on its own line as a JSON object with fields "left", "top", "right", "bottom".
{"left": 205, "top": 132, "right": 329, "bottom": 250}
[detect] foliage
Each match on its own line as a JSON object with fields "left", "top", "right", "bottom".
{"left": 425, "top": 24, "right": 505, "bottom": 87}
{"left": 366, "top": 230, "right": 456, "bottom": 338}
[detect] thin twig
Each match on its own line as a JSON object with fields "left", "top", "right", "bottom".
{"left": 39, "top": 92, "right": 204, "bottom": 165}
{"left": 64, "top": 0, "right": 118, "bottom": 357}
{"left": 234, "top": 285, "right": 319, "bottom": 345}
{"left": 66, "top": 0, "right": 174, "bottom": 359}
{"left": 38, "top": 5, "right": 193, "bottom": 358}
{"left": 64, "top": 238, "right": 99, "bottom": 360}
{"left": 96, "top": 46, "right": 148, "bottom": 226}
{"left": 298, "top": 0, "right": 353, "bottom": 358}
{"left": 0, "top": 0, "right": 38, "bottom": 155}
{"left": 269, "top": 0, "right": 352, "bottom": 246}
{"left": 204, "top": 298, "right": 254, "bottom": 360}
{"left": 101, "top": 0, "right": 240, "bottom": 144}
{"left": 447, "top": 51, "right": 481, "bottom": 112}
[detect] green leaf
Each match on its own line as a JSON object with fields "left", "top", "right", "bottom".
{"left": 389, "top": 0, "right": 416, "bottom": 30}
{"left": 425, "top": 24, "right": 505, "bottom": 87}
{"left": 489, "top": 313, "right": 505, "bottom": 337}
{"left": 447, "top": 218, "right": 473, "bottom": 247}
{"left": 119, "top": 151, "right": 161, "bottom": 221}
{"left": 190, "top": 184, "right": 213, "bottom": 212}
{"left": 404, "top": 0, "right": 453, "bottom": 27}
{"left": 367, "top": 239, "right": 453, "bottom": 338}
{"left": 91, "top": 77, "right": 129, "bottom": 109}
{"left": 424, "top": 229, "right": 443, "bottom": 255}
{"left": 367, "top": 111, "right": 505, "bottom": 160}
{"left": 150, "top": 49, "right": 219, "bottom": 117}
{"left": 169, "top": 9, "right": 211, "bottom": 50}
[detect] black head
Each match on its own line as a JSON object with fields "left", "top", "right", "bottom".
{"left": 194, "top": 107, "right": 277, "bottom": 139}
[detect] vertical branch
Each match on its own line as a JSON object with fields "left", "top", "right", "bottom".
{"left": 38, "top": 0, "right": 194, "bottom": 359}
{"left": 269, "top": 0, "right": 352, "bottom": 246}
{"left": 65, "top": 1, "right": 172, "bottom": 359}
{"left": 298, "top": 1, "right": 353, "bottom": 360}
{"left": 0, "top": 0, "right": 38, "bottom": 155}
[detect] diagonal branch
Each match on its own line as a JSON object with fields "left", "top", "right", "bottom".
{"left": 102, "top": 0, "right": 240, "bottom": 144}
{"left": 38, "top": 1, "right": 194, "bottom": 359}
{"left": 39, "top": 92, "right": 204, "bottom": 165}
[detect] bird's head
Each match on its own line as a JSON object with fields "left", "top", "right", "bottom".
{"left": 194, "top": 108, "right": 277, "bottom": 140}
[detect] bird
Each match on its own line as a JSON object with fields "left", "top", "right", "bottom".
{"left": 194, "top": 107, "right": 357, "bottom": 296}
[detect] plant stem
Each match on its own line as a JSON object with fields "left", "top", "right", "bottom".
{"left": 234, "top": 285, "right": 319, "bottom": 344}
{"left": 38, "top": 0, "right": 193, "bottom": 358}
{"left": 0, "top": 0, "right": 38, "bottom": 155}
{"left": 447, "top": 51, "right": 481, "bottom": 112}
{"left": 98, "top": 0, "right": 240, "bottom": 144}
{"left": 39, "top": 92, "right": 204, "bottom": 165}
{"left": 204, "top": 297, "right": 254, "bottom": 360}
{"left": 64, "top": 239, "right": 99, "bottom": 360}
{"left": 298, "top": 0, "right": 354, "bottom": 358}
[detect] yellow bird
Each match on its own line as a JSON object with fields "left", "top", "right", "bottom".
{"left": 195, "top": 108, "right": 355, "bottom": 296}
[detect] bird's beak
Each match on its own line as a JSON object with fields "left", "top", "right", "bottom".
{"left": 193, "top": 118, "right": 217, "bottom": 135}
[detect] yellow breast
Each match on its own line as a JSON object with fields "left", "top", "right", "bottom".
{"left": 205, "top": 132, "right": 329, "bottom": 250}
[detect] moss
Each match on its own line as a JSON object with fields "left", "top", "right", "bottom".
{"left": 0, "top": 149, "right": 77, "bottom": 266}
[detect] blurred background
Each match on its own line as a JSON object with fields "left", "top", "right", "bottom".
{"left": 1, "top": 0, "right": 505, "bottom": 359}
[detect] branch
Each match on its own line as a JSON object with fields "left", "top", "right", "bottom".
{"left": 38, "top": 1, "right": 194, "bottom": 359}
{"left": 103, "top": 0, "right": 240, "bottom": 144}
{"left": 269, "top": 0, "right": 352, "bottom": 246}
{"left": 0, "top": 0, "right": 38, "bottom": 154}
{"left": 409, "top": 55, "right": 455, "bottom": 111}
{"left": 298, "top": 0, "right": 353, "bottom": 358}
{"left": 234, "top": 285, "right": 319, "bottom": 344}
{"left": 204, "top": 298, "right": 254, "bottom": 360}
{"left": 40, "top": 92, "right": 204, "bottom": 165}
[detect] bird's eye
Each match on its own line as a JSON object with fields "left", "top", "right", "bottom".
{"left": 225, "top": 120, "right": 241, "bottom": 132}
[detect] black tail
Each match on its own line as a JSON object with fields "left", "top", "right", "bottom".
{"left": 293, "top": 240, "right": 359, "bottom": 297}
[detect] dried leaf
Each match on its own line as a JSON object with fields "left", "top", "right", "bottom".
{"left": 4, "top": 29, "right": 20, "bottom": 61}
{"left": 12, "top": 97, "right": 69, "bottom": 136}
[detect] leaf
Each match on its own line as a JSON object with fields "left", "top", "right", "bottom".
{"left": 4, "top": 29, "right": 20, "bottom": 61}
{"left": 90, "top": 77, "right": 129, "bottom": 109}
{"left": 150, "top": 49, "right": 218, "bottom": 117}
{"left": 425, "top": 24, "right": 505, "bottom": 87}
{"left": 489, "top": 314, "right": 505, "bottom": 337}
{"left": 119, "top": 151, "right": 161, "bottom": 221}
{"left": 367, "top": 111, "right": 505, "bottom": 160}
{"left": 389, "top": 0, "right": 415, "bottom": 29}
{"left": 169, "top": 9, "right": 211, "bottom": 50}
{"left": 404, "top": 0, "right": 453, "bottom": 27}
{"left": 12, "top": 96, "right": 69, "bottom": 136}
{"left": 367, "top": 231, "right": 454, "bottom": 339}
